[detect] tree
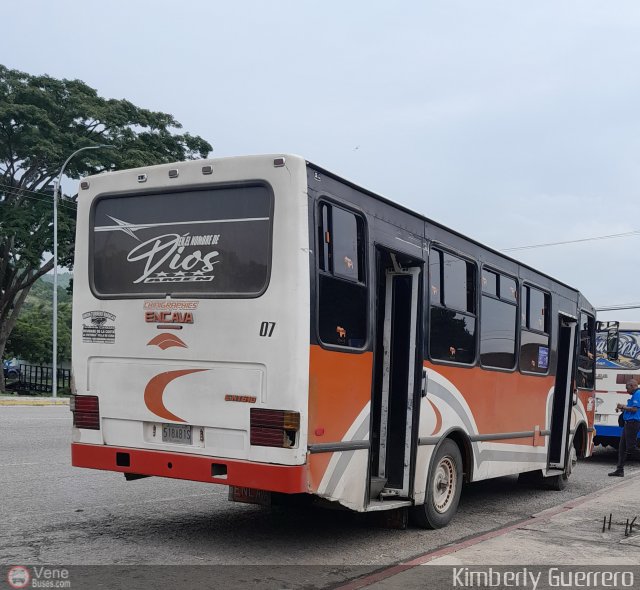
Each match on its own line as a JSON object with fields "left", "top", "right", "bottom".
{"left": 0, "top": 65, "right": 212, "bottom": 391}
{"left": 5, "top": 276, "right": 72, "bottom": 365}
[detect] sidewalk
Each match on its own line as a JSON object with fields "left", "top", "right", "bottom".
{"left": 0, "top": 394, "right": 69, "bottom": 406}
{"left": 344, "top": 473, "right": 640, "bottom": 589}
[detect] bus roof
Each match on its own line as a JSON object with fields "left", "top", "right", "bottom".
{"left": 307, "top": 158, "right": 591, "bottom": 305}
{"left": 80, "top": 153, "right": 593, "bottom": 310}
{"left": 601, "top": 321, "right": 640, "bottom": 331}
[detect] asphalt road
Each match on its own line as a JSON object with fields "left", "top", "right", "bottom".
{"left": 0, "top": 406, "right": 636, "bottom": 569}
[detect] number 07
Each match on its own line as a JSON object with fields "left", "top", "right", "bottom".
{"left": 259, "top": 321, "right": 276, "bottom": 337}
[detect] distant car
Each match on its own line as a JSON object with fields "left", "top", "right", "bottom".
{"left": 3, "top": 360, "right": 20, "bottom": 380}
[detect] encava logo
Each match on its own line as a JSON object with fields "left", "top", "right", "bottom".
{"left": 127, "top": 233, "right": 220, "bottom": 284}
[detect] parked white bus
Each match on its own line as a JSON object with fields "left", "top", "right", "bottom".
{"left": 594, "top": 321, "right": 640, "bottom": 449}
{"left": 71, "top": 154, "right": 595, "bottom": 528}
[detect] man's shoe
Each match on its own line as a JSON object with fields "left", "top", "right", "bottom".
{"left": 608, "top": 469, "right": 624, "bottom": 477}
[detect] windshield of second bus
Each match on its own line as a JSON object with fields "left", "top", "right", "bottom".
{"left": 596, "top": 330, "right": 640, "bottom": 370}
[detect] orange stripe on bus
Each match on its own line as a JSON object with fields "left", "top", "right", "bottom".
{"left": 428, "top": 398, "right": 442, "bottom": 435}
{"left": 425, "top": 361, "right": 554, "bottom": 445}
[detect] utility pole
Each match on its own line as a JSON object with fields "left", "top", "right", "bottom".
{"left": 52, "top": 145, "right": 115, "bottom": 398}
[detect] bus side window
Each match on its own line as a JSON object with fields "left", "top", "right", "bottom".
{"left": 429, "top": 249, "right": 477, "bottom": 364}
{"left": 480, "top": 270, "right": 517, "bottom": 370}
{"left": 577, "top": 312, "right": 595, "bottom": 389}
{"left": 430, "top": 250, "right": 441, "bottom": 305}
{"left": 520, "top": 285, "right": 550, "bottom": 374}
{"left": 317, "top": 203, "right": 367, "bottom": 348}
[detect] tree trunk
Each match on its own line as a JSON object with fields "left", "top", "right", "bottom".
{"left": 0, "top": 334, "right": 7, "bottom": 393}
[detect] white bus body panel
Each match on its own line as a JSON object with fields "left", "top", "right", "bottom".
{"left": 72, "top": 155, "right": 310, "bottom": 467}
{"left": 595, "top": 321, "right": 640, "bottom": 445}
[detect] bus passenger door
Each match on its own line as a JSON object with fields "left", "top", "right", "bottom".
{"left": 371, "top": 252, "right": 422, "bottom": 499}
{"left": 548, "top": 315, "right": 577, "bottom": 470}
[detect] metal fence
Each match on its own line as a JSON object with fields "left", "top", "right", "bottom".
{"left": 5, "top": 364, "right": 71, "bottom": 394}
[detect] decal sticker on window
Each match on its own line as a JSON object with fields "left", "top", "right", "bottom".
{"left": 92, "top": 186, "right": 272, "bottom": 297}
{"left": 537, "top": 346, "right": 549, "bottom": 370}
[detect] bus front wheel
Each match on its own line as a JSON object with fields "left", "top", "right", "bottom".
{"left": 411, "top": 439, "right": 463, "bottom": 529}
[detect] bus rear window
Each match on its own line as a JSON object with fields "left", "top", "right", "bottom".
{"left": 91, "top": 185, "right": 273, "bottom": 297}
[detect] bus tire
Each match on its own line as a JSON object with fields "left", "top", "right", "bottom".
{"left": 546, "top": 472, "right": 568, "bottom": 491}
{"left": 517, "top": 470, "right": 543, "bottom": 486}
{"left": 547, "top": 445, "right": 577, "bottom": 491}
{"left": 411, "top": 439, "right": 462, "bottom": 529}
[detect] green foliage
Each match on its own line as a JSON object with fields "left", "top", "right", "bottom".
{"left": 5, "top": 276, "right": 72, "bottom": 364}
{"left": 0, "top": 64, "right": 212, "bottom": 383}
{"left": 40, "top": 272, "right": 71, "bottom": 290}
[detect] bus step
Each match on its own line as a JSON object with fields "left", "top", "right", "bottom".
{"left": 366, "top": 498, "right": 412, "bottom": 512}
{"left": 369, "top": 476, "right": 387, "bottom": 499}
{"left": 379, "top": 488, "right": 401, "bottom": 499}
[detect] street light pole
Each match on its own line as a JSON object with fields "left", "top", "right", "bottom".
{"left": 52, "top": 144, "right": 115, "bottom": 399}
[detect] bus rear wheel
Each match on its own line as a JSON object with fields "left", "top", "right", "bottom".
{"left": 411, "top": 439, "right": 462, "bottom": 529}
{"left": 547, "top": 446, "right": 577, "bottom": 491}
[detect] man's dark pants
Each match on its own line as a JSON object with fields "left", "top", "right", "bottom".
{"left": 617, "top": 419, "right": 640, "bottom": 470}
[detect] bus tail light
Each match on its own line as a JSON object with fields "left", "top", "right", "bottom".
{"left": 71, "top": 395, "right": 100, "bottom": 430}
{"left": 250, "top": 409, "right": 300, "bottom": 448}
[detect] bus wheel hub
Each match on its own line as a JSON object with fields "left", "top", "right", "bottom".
{"left": 433, "top": 456, "right": 456, "bottom": 513}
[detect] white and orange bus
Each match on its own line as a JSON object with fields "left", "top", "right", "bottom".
{"left": 594, "top": 321, "right": 640, "bottom": 449}
{"left": 71, "top": 154, "right": 595, "bottom": 528}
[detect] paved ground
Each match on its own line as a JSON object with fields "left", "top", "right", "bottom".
{"left": 341, "top": 473, "right": 640, "bottom": 588}
{"left": 1, "top": 404, "right": 638, "bottom": 589}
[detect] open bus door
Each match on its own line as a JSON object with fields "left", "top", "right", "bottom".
{"left": 371, "top": 251, "right": 422, "bottom": 500}
{"left": 548, "top": 314, "right": 577, "bottom": 471}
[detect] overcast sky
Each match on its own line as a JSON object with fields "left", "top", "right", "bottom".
{"left": 3, "top": 1, "right": 640, "bottom": 320}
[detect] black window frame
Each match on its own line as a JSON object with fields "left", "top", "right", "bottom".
{"left": 481, "top": 268, "right": 498, "bottom": 297}
{"left": 577, "top": 310, "right": 596, "bottom": 391}
{"left": 315, "top": 199, "right": 368, "bottom": 351}
{"left": 519, "top": 283, "right": 551, "bottom": 376}
{"left": 428, "top": 245, "right": 478, "bottom": 367}
{"left": 479, "top": 266, "right": 519, "bottom": 372}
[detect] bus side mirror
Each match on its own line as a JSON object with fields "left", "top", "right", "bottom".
{"left": 607, "top": 333, "right": 619, "bottom": 360}
{"left": 596, "top": 321, "right": 619, "bottom": 361}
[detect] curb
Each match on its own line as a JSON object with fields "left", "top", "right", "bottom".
{"left": 0, "top": 398, "right": 69, "bottom": 406}
{"left": 337, "top": 472, "right": 640, "bottom": 590}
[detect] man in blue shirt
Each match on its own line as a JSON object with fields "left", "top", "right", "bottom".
{"left": 609, "top": 379, "right": 640, "bottom": 476}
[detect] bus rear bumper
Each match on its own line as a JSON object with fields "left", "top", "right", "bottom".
{"left": 594, "top": 425, "right": 622, "bottom": 439}
{"left": 71, "top": 443, "right": 308, "bottom": 494}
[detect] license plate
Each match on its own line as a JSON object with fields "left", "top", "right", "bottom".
{"left": 162, "top": 423, "right": 193, "bottom": 445}
{"left": 229, "top": 486, "right": 271, "bottom": 506}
